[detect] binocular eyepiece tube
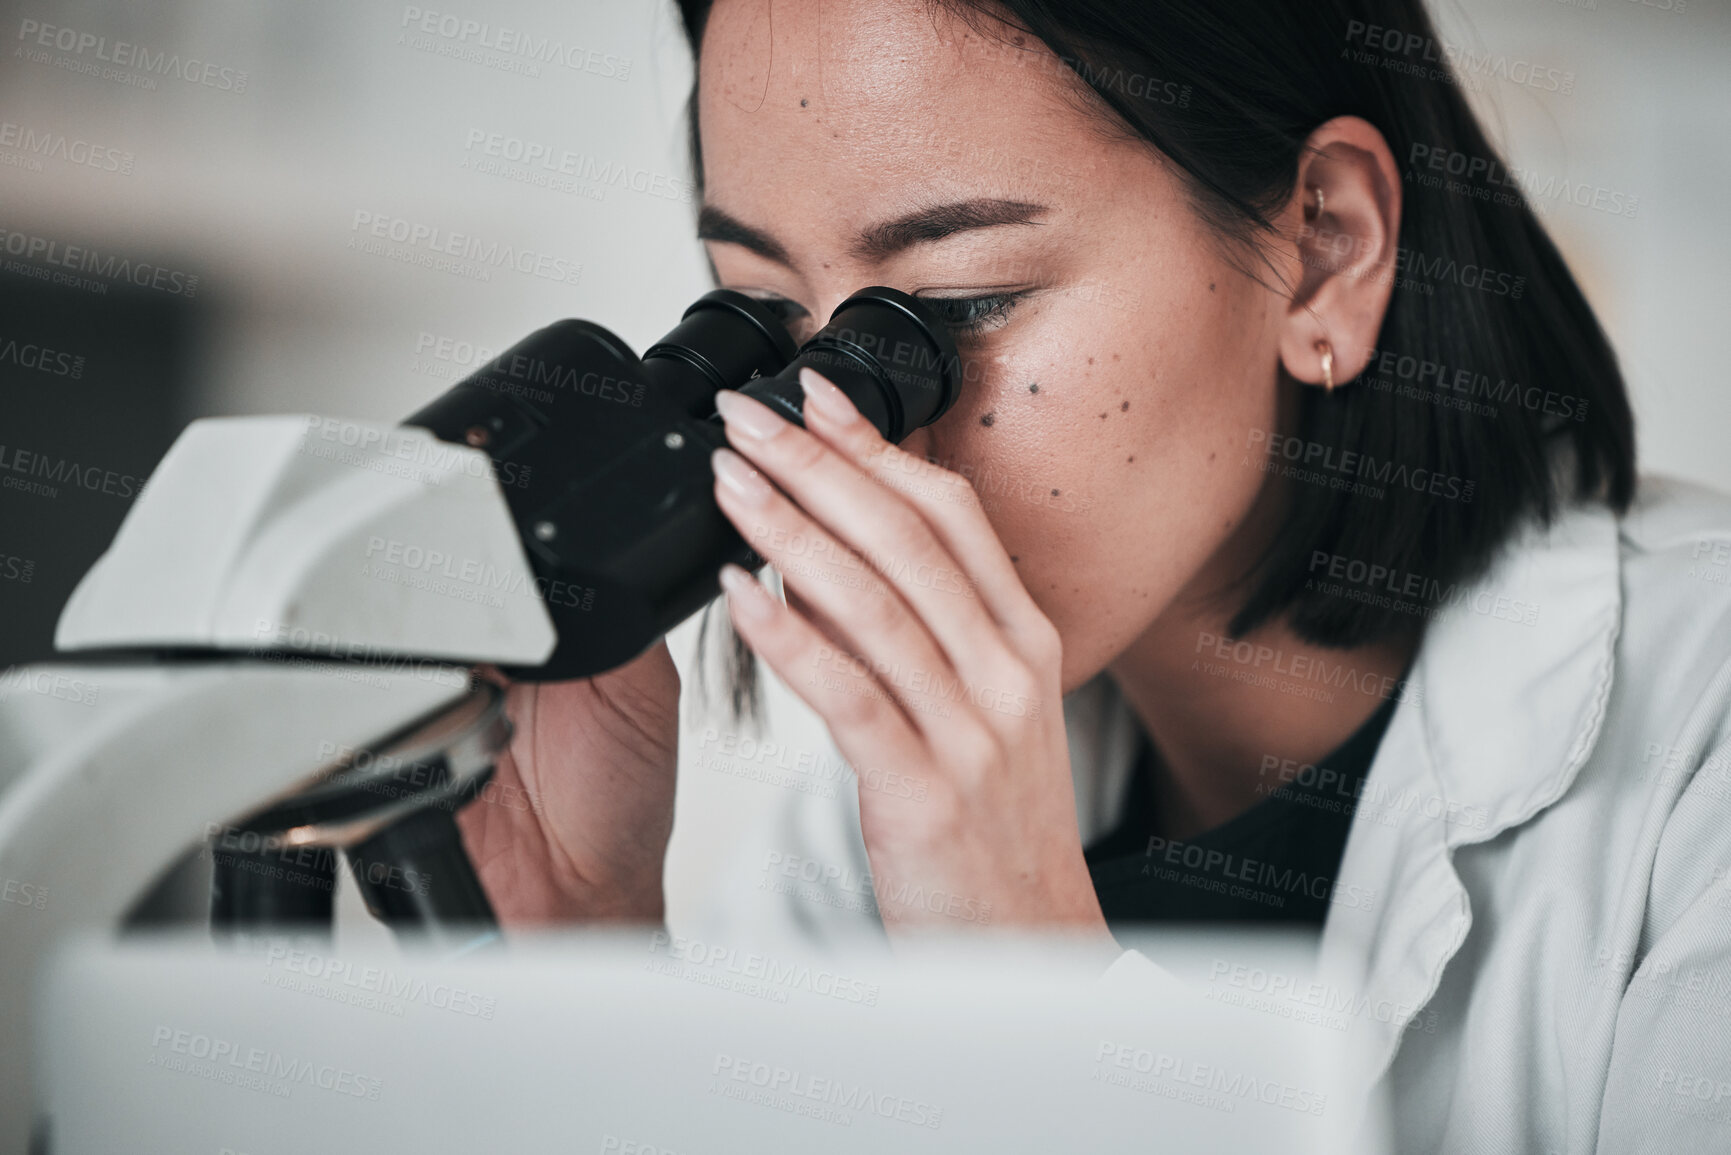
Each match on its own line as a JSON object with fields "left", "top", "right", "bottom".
{"left": 641, "top": 286, "right": 962, "bottom": 441}
{"left": 715, "top": 287, "right": 962, "bottom": 442}
{"left": 405, "top": 286, "right": 961, "bottom": 680}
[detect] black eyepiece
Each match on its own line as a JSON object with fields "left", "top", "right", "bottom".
{"left": 642, "top": 288, "right": 801, "bottom": 417}
{"left": 735, "top": 286, "right": 961, "bottom": 442}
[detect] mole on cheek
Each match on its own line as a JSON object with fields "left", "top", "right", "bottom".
{"left": 980, "top": 412, "right": 995, "bottom": 427}
{"left": 1028, "top": 381, "right": 1040, "bottom": 393}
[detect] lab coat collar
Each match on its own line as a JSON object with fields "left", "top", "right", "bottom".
{"left": 1417, "top": 501, "right": 1624, "bottom": 846}
{"left": 1319, "top": 499, "right": 1624, "bottom": 1087}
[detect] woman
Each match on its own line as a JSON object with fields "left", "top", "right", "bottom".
{"left": 456, "top": 1, "right": 1731, "bottom": 1148}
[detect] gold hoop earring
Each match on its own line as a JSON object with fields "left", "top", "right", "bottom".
{"left": 1316, "top": 340, "right": 1335, "bottom": 392}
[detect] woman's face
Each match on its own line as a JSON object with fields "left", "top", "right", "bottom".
{"left": 697, "top": 0, "right": 1289, "bottom": 693}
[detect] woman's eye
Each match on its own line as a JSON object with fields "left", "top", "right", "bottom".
{"left": 919, "top": 292, "right": 1025, "bottom": 337}
{"left": 735, "top": 290, "right": 1024, "bottom": 341}
{"left": 746, "top": 295, "right": 810, "bottom": 329}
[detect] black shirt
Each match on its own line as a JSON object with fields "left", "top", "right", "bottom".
{"left": 1085, "top": 695, "right": 1399, "bottom": 925}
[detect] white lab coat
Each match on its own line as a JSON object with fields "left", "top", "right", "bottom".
{"left": 684, "top": 475, "right": 1731, "bottom": 1153}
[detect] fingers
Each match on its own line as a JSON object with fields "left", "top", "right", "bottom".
{"left": 714, "top": 384, "right": 1035, "bottom": 693}
{"left": 712, "top": 446, "right": 966, "bottom": 738}
{"left": 717, "top": 563, "right": 928, "bottom": 765}
{"left": 794, "top": 368, "right": 1060, "bottom": 669}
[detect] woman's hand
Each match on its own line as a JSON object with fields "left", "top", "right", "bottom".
{"left": 454, "top": 643, "right": 680, "bottom": 925}
{"left": 710, "top": 368, "right": 1112, "bottom": 945}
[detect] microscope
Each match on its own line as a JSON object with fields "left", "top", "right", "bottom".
{"left": 0, "top": 286, "right": 959, "bottom": 1152}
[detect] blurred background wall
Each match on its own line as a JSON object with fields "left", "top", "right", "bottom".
{"left": 1, "top": 0, "right": 1727, "bottom": 926}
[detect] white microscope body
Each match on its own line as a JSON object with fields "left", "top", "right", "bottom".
{"left": 0, "top": 414, "right": 554, "bottom": 1155}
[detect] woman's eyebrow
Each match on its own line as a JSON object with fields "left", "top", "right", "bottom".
{"left": 852, "top": 199, "right": 1047, "bottom": 260}
{"left": 697, "top": 204, "right": 791, "bottom": 265}
{"left": 696, "top": 198, "right": 1048, "bottom": 268}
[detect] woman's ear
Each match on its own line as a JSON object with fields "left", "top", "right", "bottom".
{"left": 1277, "top": 116, "right": 1403, "bottom": 392}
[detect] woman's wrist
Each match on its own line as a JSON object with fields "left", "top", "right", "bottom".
{"left": 485, "top": 868, "right": 666, "bottom": 927}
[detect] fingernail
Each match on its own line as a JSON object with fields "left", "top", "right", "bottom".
{"left": 719, "top": 563, "right": 776, "bottom": 622}
{"left": 712, "top": 447, "right": 772, "bottom": 505}
{"left": 800, "top": 367, "right": 860, "bottom": 426}
{"left": 714, "top": 389, "right": 787, "bottom": 440}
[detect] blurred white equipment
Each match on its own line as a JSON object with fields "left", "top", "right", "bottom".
{"left": 37, "top": 930, "right": 1389, "bottom": 1154}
